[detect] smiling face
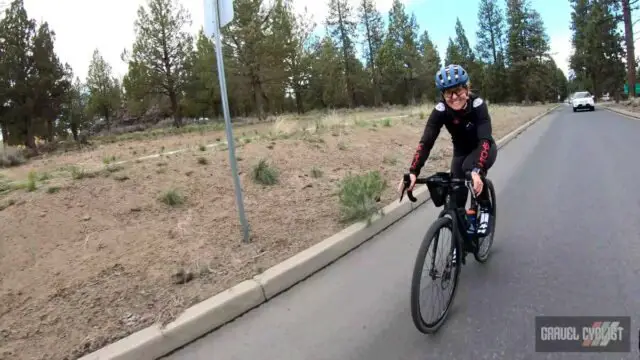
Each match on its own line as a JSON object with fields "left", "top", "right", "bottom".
{"left": 443, "top": 85, "right": 469, "bottom": 111}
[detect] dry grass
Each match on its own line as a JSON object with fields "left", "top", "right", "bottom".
{"left": 0, "top": 106, "right": 424, "bottom": 183}
{"left": 607, "top": 98, "right": 640, "bottom": 114}
{"left": 0, "top": 103, "right": 555, "bottom": 360}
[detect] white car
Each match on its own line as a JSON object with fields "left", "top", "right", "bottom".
{"left": 571, "top": 91, "right": 595, "bottom": 112}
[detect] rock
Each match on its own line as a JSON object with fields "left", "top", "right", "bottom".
{"left": 82, "top": 215, "right": 91, "bottom": 221}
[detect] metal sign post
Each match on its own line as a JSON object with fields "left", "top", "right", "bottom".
{"left": 205, "top": 0, "right": 250, "bottom": 243}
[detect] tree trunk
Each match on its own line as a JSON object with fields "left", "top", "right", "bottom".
{"left": 24, "top": 116, "right": 37, "bottom": 152}
{"left": 337, "top": 4, "right": 356, "bottom": 108}
{"left": 252, "top": 78, "right": 265, "bottom": 121}
{"left": 46, "top": 118, "right": 54, "bottom": 142}
{"left": 363, "top": 12, "right": 381, "bottom": 107}
{"left": 1, "top": 120, "right": 8, "bottom": 148}
{"left": 294, "top": 86, "right": 304, "bottom": 114}
{"left": 623, "top": 0, "right": 636, "bottom": 98}
{"left": 168, "top": 90, "right": 182, "bottom": 128}
{"left": 71, "top": 123, "right": 79, "bottom": 142}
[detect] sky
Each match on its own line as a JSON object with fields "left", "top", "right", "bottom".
{"left": 14, "top": 0, "right": 586, "bottom": 83}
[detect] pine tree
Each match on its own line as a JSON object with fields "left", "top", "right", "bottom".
{"left": 476, "top": 0, "right": 507, "bottom": 102}
{"left": 86, "top": 49, "right": 120, "bottom": 132}
{"left": 0, "top": 0, "right": 69, "bottom": 149}
{"left": 376, "top": 0, "right": 420, "bottom": 105}
{"left": 418, "top": 30, "right": 441, "bottom": 102}
{"left": 358, "top": 0, "right": 385, "bottom": 106}
{"left": 222, "top": 0, "right": 275, "bottom": 120}
{"left": 475, "top": 0, "right": 506, "bottom": 65}
{"left": 454, "top": 18, "right": 475, "bottom": 65}
{"left": 569, "top": 0, "right": 625, "bottom": 98}
{"left": 506, "top": 0, "right": 554, "bottom": 102}
{"left": 326, "top": 0, "right": 359, "bottom": 107}
{"left": 129, "top": 0, "right": 193, "bottom": 127}
{"left": 445, "top": 38, "right": 463, "bottom": 65}
{"left": 183, "top": 30, "right": 219, "bottom": 119}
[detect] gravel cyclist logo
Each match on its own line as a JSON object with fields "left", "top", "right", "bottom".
{"left": 580, "top": 321, "right": 624, "bottom": 347}
{"left": 535, "top": 316, "right": 630, "bottom": 352}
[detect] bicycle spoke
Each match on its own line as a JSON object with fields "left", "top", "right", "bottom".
{"left": 418, "top": 226, "right": 455, "bottom": 326}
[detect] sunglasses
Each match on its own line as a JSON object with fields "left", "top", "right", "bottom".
{"left": 443, "top": 87, "right": 468, "bottom": 99}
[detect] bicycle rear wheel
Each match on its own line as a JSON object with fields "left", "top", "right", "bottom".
{"left": 474, "top": 178, "right": 496, "bottom": 263}
{"left": 410, "top": 216, "right": 461, "bottom": 334}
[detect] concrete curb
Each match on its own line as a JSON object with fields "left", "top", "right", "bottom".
{"left": 602, "top": 105, "right": 640, "bottom": 120}
{"left": 78, "top": 104, "right": 560, "bottom": 360}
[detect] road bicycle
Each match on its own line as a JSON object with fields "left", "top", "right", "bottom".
{"left": 399, "top": 170, "right": 497, "bottom": 334}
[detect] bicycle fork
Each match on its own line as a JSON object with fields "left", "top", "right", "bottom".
{"left": 428, "top": 234, "right": 454, "bottom": 286}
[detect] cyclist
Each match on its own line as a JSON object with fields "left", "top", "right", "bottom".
{"left": 398, "top": 64, "right": 497, "bottom": 236}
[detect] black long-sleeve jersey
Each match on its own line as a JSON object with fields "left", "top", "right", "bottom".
{"left": 409, "top": 94, "right": 495, "bottom": 176}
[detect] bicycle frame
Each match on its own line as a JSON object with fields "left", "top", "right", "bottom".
{"left": 401, "top": 172, "right": 482, "bottom": 265}
{"left": 439, "top": 178, "right": 479, "bottom": 265}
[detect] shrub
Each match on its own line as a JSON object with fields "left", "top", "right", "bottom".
{"left": 251, "top": 159, "right": 279, "bottom": 185}
{"left": 310, "top": 167, "right": 323, "bottom": 178}
{"left": 103, "top": 155, "right": 116, "bottom": 164}
{"left": 0, "top": 146, "right": 26, "bottom": 168}
{"left": 338, "top": 170, "right": 387, "bottom": 223}
{"left": 159, "top": 188, "right": 185, "bottom": 207}
{"left": 197, "top": 157, "right": 209, "bottom": 165}
{"left": 26, "top": 171, "right": 37, "bottom": 192}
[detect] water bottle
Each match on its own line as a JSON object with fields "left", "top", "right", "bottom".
{"left": 466, "top": 209, "right": 477, "bottom": 234}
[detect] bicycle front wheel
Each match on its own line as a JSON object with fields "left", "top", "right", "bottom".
{"left": 410, "top": 216, "right": 461, "bottom": 334}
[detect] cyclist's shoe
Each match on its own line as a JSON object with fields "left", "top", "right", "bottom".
{"left": 451, "top": 248, "right": 457, "bottom": 266}
{"left": 476, "top": 207, "right": 491, "bottom": 236}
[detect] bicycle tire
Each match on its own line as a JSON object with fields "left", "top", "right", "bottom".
{"left": 410, "top": 215, "right": 461, "bottom": 334}
{"left": 474, "top": 178, "right": 496, "bottom": 263}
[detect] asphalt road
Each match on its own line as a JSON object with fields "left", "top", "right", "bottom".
{"left": 162, "top": 105, "right": 640, "bottom": 360}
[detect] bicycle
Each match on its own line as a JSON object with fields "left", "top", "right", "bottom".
{"left": 399, "top": 170, "right": 497, "bottom": 334}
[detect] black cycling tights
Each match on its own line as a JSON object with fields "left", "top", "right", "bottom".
{"left": 450, "top": 141, "right": 498, "bottom": 209}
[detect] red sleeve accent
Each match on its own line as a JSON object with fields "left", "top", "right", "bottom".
{"left": 476, "top": 139, "right": 491, "bottom": 170}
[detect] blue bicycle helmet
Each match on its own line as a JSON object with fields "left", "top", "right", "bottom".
{"left": 434, "top": 64, "right": 469, "bottom": 91}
